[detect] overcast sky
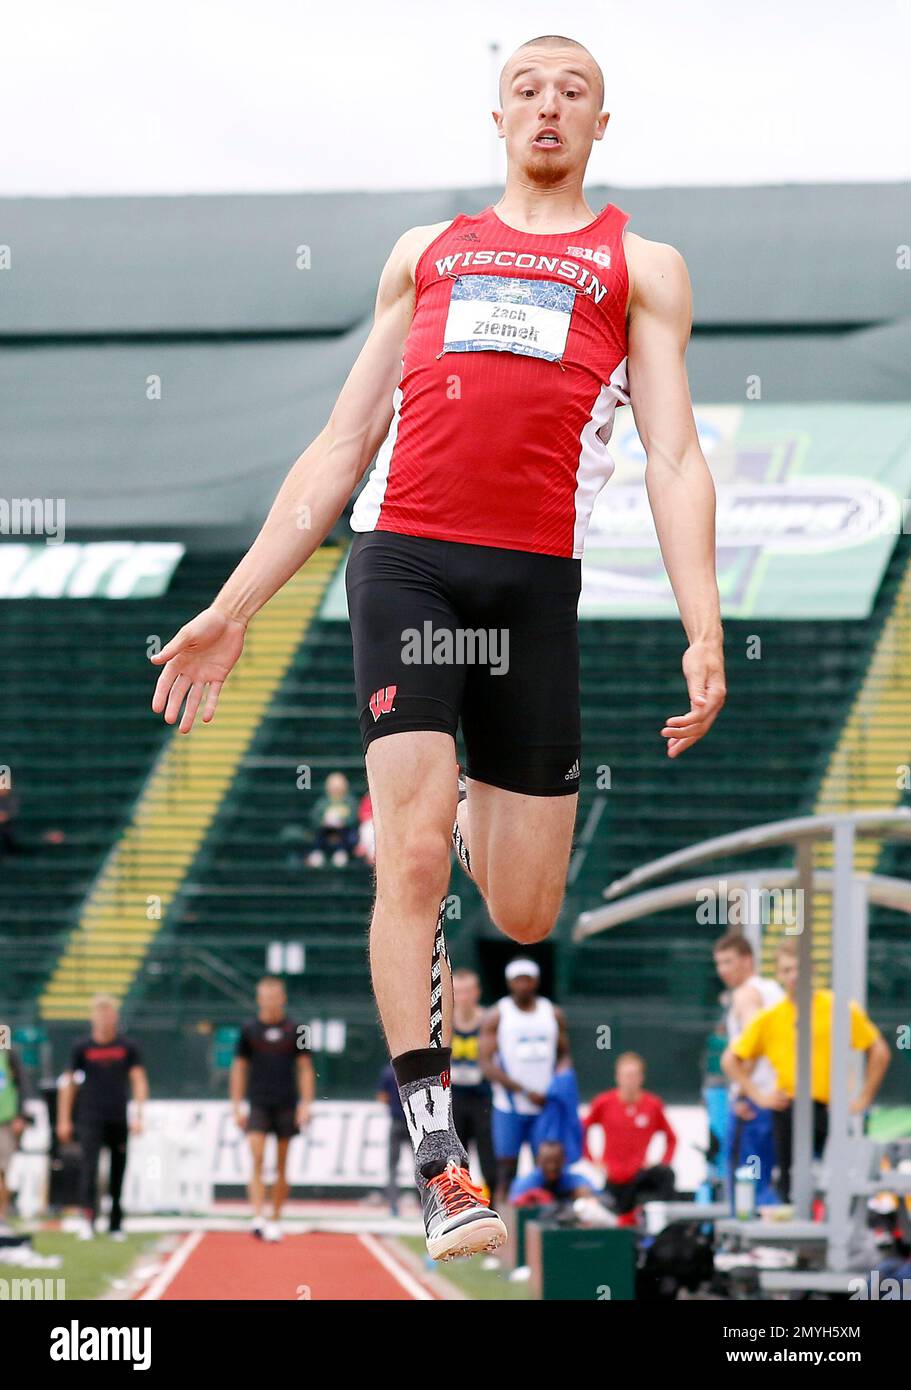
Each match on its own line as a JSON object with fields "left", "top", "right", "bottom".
{"left": 1, "top": 0, "right": 908, "bottom": 195}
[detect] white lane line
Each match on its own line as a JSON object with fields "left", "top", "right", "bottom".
{"left": 137, "top": 1230, "right": 204, "bottom": 1301}
{"left": 357, "top": 1232, "right": 435, "bottom": 1301}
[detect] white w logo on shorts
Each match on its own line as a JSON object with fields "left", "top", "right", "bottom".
{"left": 404, "top": 1083, "right": 452, "bottom": 1148}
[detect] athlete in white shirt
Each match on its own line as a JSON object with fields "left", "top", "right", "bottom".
{"left": 480, "top": 959, "right": 571, "bottom": 1208}
{"left": 713, "top": 932, "right": 784, "bottom": 1205}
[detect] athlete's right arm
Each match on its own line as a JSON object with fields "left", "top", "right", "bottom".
{"left": 478, "top": 1007, "right": 522, "bottom": 1095}
{"left": 229, "top": 1056, "right": 249, "bottom": 1128}
{"left": 212, "top": 228, "right": 424, "bottom": 622}
{"left": 149, "top": 224, "right": 436, "bottom": 734}
{"left": 56, "top": 1073, "right": 77, "bottom": 1143}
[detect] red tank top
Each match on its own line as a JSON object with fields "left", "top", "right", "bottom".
{"left": 350, "top": 202, "right": 631, "bottom": 558}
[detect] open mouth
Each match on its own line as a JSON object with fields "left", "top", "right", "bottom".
{"left": 533, "top": 131, "right": 561, "bottom": 149}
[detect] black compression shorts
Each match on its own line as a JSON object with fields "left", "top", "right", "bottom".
{"left": 247, "top": 1103, "right": 298, "bottom": 1139}
{"left": 345, "top": 530, "right": 581, "bottom": 797}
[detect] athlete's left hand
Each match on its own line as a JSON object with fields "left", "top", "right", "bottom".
{"left": 661, "top": 639, "right": 726, "bottom": 758}
{"left": 296, "top": 1101, "right": 311, "bottom": 1130}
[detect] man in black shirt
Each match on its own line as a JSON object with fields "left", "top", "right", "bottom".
{"left": 57, "top": 995, "right": 148, "bottom": 1240}
{"left": 230, "top": 977, "right": 315, "bottom": 1241}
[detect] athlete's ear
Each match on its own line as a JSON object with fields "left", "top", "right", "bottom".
{"left": 593, "top": 110, "right": 610, "bottom": 141}
{"left": 491, "top": 108, "right": 505, "bottom": 137}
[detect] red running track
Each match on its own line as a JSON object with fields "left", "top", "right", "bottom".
{"left": 146, "top": 1231, "right": 437, "bottom": 1301}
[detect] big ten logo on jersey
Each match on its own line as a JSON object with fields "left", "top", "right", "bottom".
{"left": 403, "top": 1075, "right": 452, "bottom": 1148}
{"left": 566, "top": 244, "right": 612, "bottom": 269}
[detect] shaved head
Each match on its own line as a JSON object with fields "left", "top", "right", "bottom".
{"left": 499, "top": 35, "right": 605, "bottom": 110}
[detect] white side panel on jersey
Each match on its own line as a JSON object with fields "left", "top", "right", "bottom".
{"left": 349, "top": 376, "right": 404, "bottom": 533}
{"left": 571, "top": 355, "right": 630, "bottom": 559}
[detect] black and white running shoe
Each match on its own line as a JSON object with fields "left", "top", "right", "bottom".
{"left": 420, "top": 1157, "right": 507, "bottom": 1261}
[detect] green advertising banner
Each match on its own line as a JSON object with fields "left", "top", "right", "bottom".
{"left": 580, "top": 403, "right": 911, "bottom": 619}
{"left": 321, "top": 404, "right": 911, "bottom": 621}
{"left": 0, "top": 542, "right": 185, "bottom": 598}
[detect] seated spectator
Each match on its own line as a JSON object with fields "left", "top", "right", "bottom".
{"left": 509, "top": 1139, "right": 597, "bottom": 1207}
{"left": 0, "top": 778, "right": 21, "bottom": 858}
{"left": 356, "top": 792, "right": 375, "bottom": 866}
{"left": 307, "top": 772, "right": 358, "bottom": 867}
{"left": 583, "top": 1052, "right": 677, "bottom": 1220}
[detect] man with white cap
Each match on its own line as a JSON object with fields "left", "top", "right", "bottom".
{"left": 479, "top": 958, "right": 570, "bottom": 1209}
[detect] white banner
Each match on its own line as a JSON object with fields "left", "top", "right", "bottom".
{"left": 10, "top": 1100, "right": 709, "bottom": 1207}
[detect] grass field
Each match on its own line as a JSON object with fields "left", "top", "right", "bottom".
{"left": 0, "top": 1232, "right": 160, "bottom": 1301}
{"left": 398, "top": 1235, "right": 533, "bottom": 1300}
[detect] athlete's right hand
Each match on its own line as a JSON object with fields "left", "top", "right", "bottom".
{"left": 149, "top": 606, "right": 247, "bottom": 734}
{"left": 756, "top": 1088, "right": 791, "bottom": 1112}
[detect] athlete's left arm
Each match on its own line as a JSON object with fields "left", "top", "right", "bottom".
{"left": 626, "top": 238, "right": 726, "bottom": 757}
{"left": 732, "top": 982, "right": 766, "bottom": 1030}
{"left": 554, "top": 1006, "right": 572, "bottom": 1070}
{"left": 296, "top": 1052, "right": 316, "bottom": 1127}
{"left": 853, "top": 1031, "right": 890, "bottom": 1114}
{"left": 655, "top": 1101, "right": 678, "bottom": 1166}
{"left": 128, "top": 1065, "right": 149, "bottom": 1135}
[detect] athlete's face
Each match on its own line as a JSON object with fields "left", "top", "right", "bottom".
{"left": 91, "top": 1002, "right": 118, "bottom": 1039}
{"left": 508, "top": 975, "right": 538, "bottom": 1006}
{"left": 616, "top": 1059, "right": 643, "bottom": 1093}
{"left": 538, "top": 1142, "right": 565, "bottom": 1181}
{"left": 326, "top": 773, "right": 348, "bottom": 800}
{"left": 777, "top": 953, "right": 799, "bottom": 998}
{"left": 714, "top": 948, "right": 753, "bottom": 990}
{"left": 494, "top": 47, "right": 608, "bottom": 187}
{"left": 257, "top": 981, "right": 286, "bottom": 1019}
{"left": 453, "top": 974, "right": 480, "bottom": 1010}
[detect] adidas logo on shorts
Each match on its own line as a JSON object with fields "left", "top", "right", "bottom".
{"left": 564, "top": 759, "right": 580, "bottom": 781}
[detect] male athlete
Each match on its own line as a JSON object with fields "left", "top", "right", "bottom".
{"left": 479, "top": 959, "right": 570, "bottom": 1211}
{"left": 449, "top": 968, "right": 497, "bottom": 1198}
{"left": 230, "top": 976, "right": 314, "bottom": 1241}
{"left": 151, "top": 35, "right": 725, "bottom": 1260}
{"left": 712, "top": 932, "right": 784, "bottom": 1207}
{"left": 57, "top": 995, "right": 148, "bottom": 1240}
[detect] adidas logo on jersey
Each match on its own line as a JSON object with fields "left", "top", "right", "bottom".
{"left": 457, "top": 231, "right": 480, "bottom": 241}
{"left": 564, "top": 759, "right": 580, "bottom": 780}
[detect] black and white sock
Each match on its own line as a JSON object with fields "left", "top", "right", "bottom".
{"left": 393, "top": 1046, "right": 468, "bottom": 1178}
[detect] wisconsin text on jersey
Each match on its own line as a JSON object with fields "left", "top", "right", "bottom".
{"left": 434, "top": 247, "right": 614, "bottom": 304}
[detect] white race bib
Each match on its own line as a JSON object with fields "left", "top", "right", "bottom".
{"left": 442, "top": 274, "right": 575, "bottom": 363}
